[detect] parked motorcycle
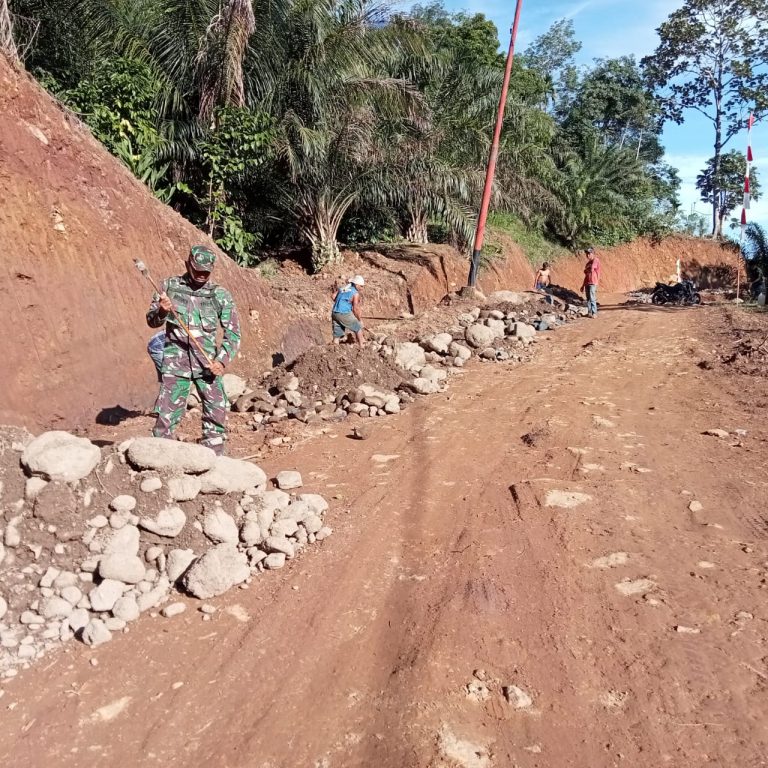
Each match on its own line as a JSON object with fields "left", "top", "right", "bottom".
{"left": 651, "top": 279, "right": 702, "bottom": 306}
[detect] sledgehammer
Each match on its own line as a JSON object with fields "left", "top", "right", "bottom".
{"left": 134, "top": 259, "right": 216, "bottom": 369}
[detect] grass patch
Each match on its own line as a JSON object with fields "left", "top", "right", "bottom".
{"left": 487, "top": 213, "right": 571, "bottom": 268}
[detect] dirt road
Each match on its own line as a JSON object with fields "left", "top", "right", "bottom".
{"left": 4, "top": 303, "right": 768, "bottom": 767}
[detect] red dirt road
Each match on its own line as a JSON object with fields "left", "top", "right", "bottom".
{"left": 3, "top": 303, "right": 768, "bottom": 767}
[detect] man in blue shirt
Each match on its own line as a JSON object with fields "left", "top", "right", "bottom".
{"left": 332, "top": 275, "right": 365, "bottom": 346}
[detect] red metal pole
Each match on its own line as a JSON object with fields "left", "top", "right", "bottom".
{"left": 468, "top": 0, "right": 524, "bottom": 287}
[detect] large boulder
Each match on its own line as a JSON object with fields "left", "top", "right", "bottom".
{"left": 449, "top": 342, "right": 472, "bottom": 361}
{"left": 395, "top": 342, "right": 427, "bottom": 372}
{"left": 485, "top": 318, "right": 506, "bottom": 338}
{"left": 512, "top": 322, "right": 537, "bottom": 339}
{"left": 422, "top": 333, "right": 453, "bottom": 355}
{"left": 22, "top": 431, "right": 101, "bottom": 483}
{"left": 408, "top": 378, "right": 440, "bottom": 395}
{"left": 222, "top": 373, "right": 248, "bottom": 403}
{"left": 489, "top": 290, "right": 526, "bottom": 304}
{"left": 464, "top": 324, "right": 497, "bottom": 349}
{"left": 199, "top": 456, "right": 267, "bottom": 494}
{"left": 182, "top": 543, "right": 250, "bottom": 599}
{"left": 127, "top": 438, "right": 216, "bottom": 474}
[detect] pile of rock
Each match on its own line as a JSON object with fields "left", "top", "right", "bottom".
{"left": 0, "top": 432, "right": 331, "bottom": 679}
{"left": 230, "top": 293, "right": 575, "bottom": 432}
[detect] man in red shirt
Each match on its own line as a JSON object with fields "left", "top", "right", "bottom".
{"left": 581, "top": 247, "right": 601, "bottom": 317}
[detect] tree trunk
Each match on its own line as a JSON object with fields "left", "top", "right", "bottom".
{"left": 711, "top": 37, "right": 725, "bottom": 238}
{"left": 0, "top": 0, "right": 18, "bottom": 60}
{"left": 406, "top": 206, "right": 429, "bottom": 244}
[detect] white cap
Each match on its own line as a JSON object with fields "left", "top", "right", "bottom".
{"left": 350, "top": 275, "right": 365, "bottom": 286}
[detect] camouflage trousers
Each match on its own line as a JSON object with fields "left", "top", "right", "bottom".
{"left": 152, "top": 373, "right": 228, "bottom": 454}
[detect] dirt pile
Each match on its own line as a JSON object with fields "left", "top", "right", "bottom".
{"left": 0, "top": 428, "right": 332, "bottom": 679}
{"left": 286, "top": 344, "right": 406, "bottom": 396}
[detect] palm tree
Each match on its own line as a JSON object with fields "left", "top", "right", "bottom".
{"left": 248, "top": 0, "right": 419, "bottom": 271}
{"left": 549, "top": 142, "right": 646, "bottom": 248}
{"left": 743, "top": 222, "right": 768, "bottom": 294}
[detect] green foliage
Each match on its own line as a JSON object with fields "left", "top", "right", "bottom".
{"left": 697, "top": 150, "right": 760, "bottom": 231}
{"left": 743, "top": 222, "right": 768, "bottom": 284}
{"left": 643, "top": 0, "right": 768, "bottom": 235}
{"left": 488, "top": 212, "right": 570, "bottom": 267}
{"left": 15, "top": 0, "right": 696, "bottom": 270}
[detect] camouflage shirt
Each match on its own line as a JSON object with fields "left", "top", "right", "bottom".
{"left": 146, "top": 274, "right": 241, "bottom": 378}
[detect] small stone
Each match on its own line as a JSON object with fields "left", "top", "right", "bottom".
{"left": 675, "top": 625, "right": 701, "bottom": 634}
{"left": 40, "top": 596, "right": 73, "bottom": 620}
{"left": 112, "top": 595, "right": 141, "bottom": 622}
{"left": 275, "top": 471, "right": 303, "bottom": 490}
{"left": 81, "top": 619, "right": 112, "bottom": 647}
{"left": 61, "top": 586, "right": 82, "bottom": 605}
{"left": 145, "top": 545, "right": 164, "bottom": 563}
{"left": 68, "top": 608, "right": 90, "bottom": 632}
{"left": 140, "top": 477, "right": 163, "bottom": 493}
{"left": 182, "top": 544, "right": 250, "bottom": 599}
{"left": 735, "top": 611, "right": 754, "bottom": 621}
{"left": 316, "top": 526, "right": 333, "bottom": 541}
{"left": 98, "top": 554, "right": 146, "bottom": 584}
{"left": 110, "top": 495, "right": 137, "bottom": 513}
{"left": 167, "top": 475, "right": 202, "bottom": 503}
{"left": 688, "top": 501, "right": 703, "bottom": 513}
{"left": 4, "top": 527, "right": 21, "bottom": 548}
{"left": 0, "top": 597, "right": 7, "bottom": 620}
{"left": 139, "top": 506, "right": 186, "bottom": 538}
{"left": 104, "top": 617, "right": 126, "bottom": 632}
{"left": 703, "top": 429, "right": 729, "bottom": 439}
{"left": 200, "top": 604, "right": 217, "bottom": 615}
{"left": 271, "top": 518, "right": 299, "bottom": 538}
{"left": 166, "top": 549, "right": 196, "bottom": 582}
{"left": 20, "top": 611, "right": 44, "bottom": 626}
{"left": 25, "top": 477, "right": 48, "bottom": 501}
{"left": 89, "top": 579, "right": 126, "bottom": 612}
{"left": 88, "top": 515, "right": 109, "bottom": 529}
{"left": 161, "top": 602, "right": 186, "bottom": 618}
{"left": 265, "top": 536, "right": 295, "bottom": 559}
{"left": 264, "top": 553, "right": 286, "bottom": 570}
{"left": 615, "top": 578, "right": 656, "bottom": 597}
{"left": 40, "top": 566, "right": 61, "bottom": 589}
{"left": 503, "top": 685, "right": 533, "bottom": 709}
{"left": 103, "top": 525, "right": 141, "bottom": 557}
{"left": 202, "top": 508, "right": 239, "bottom": 544}
{"left": 53, "top": 571, "right": 78, "bottom": 590}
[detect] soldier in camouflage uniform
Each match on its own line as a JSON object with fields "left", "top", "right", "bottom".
{"left": 146, "top": 245, "right": 241, "bottom": 454}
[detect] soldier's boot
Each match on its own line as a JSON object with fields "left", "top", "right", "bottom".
{"left": 153, "top": 374, "right": 191, "bottom": 439}
{"left": 196, "top": 374, "right": 228, "bottom": 455}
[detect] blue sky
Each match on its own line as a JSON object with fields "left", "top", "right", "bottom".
{"left": 431, "top": 0, "right": 766, "bottom": 229}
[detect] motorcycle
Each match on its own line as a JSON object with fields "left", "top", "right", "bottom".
{"left": 651, "top": 279, "right": 702, "bottom": 306}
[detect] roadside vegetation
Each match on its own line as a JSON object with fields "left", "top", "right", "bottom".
{"left": 4, "top": 0, "right": 767, "bottom": 270}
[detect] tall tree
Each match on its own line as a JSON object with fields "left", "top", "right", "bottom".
{"left": 643, "top": 0, "right": 768, "bottom": 236}
{"left": 696, "top": 149, "right": 760, "bottom": 233}
{"left": 1, "top": 0, "right": 17, "bottom": 60}
{"left": 523, "top": 18, "right": 581, "bottom": 111}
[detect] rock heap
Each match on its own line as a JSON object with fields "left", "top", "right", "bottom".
{"left": 0, "top": 432, "right": 331, "bottom": 679}
{"left": 228, "top": 294, "right": 576, "bottom": 430}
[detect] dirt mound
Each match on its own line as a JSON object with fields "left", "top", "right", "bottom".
{"left": 285, "top": 344, "right": 406, "bottom": 397}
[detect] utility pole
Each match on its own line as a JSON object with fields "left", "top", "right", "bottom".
{"left": 467, "top": 0, "right": 524, "bottom": 288}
